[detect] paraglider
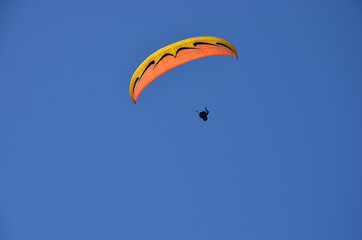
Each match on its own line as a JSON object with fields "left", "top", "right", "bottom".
{"left": 196, "top": 107, "right": 209, "bottom": 121}
{"left": 129, "top": 36, "right": 238, "bottom": 103}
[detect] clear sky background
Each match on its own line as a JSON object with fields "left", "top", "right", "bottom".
{"left": 1, "top": 0, "right": 361, "bottom": 239}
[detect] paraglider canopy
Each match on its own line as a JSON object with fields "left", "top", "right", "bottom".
{"left": 129, "top": 36, "right": 238, "bottom": 103}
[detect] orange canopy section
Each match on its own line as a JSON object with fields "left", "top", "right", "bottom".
{"left": 129, "top": 36, "right": 238, "bottom": 103}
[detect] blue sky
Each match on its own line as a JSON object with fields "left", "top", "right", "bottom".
{"left": 1, "top": 0, "right": 361, "bottom": 239}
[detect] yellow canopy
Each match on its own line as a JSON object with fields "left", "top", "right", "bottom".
{"left": 129, "top": 36, "right": 238, "bottom": 103}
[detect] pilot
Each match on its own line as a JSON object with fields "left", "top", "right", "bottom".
{"left": 196, "top": 107, "right": 209, "bottom": 121}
